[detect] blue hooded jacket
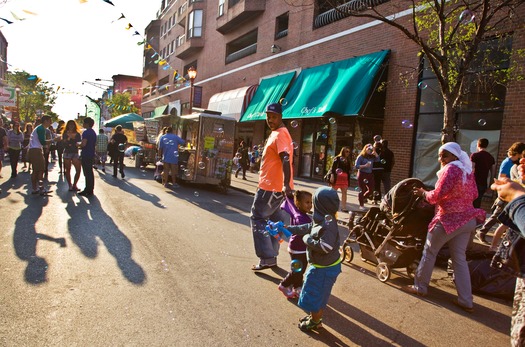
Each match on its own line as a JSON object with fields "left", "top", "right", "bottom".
{"left": 288, "top": 187, "right": 341, "bottom": 266}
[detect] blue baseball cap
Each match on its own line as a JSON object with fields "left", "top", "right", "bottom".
{"left": 266, "top": 103, "right": 282, "bottom": 114}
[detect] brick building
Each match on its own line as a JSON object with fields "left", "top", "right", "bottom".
{"left": 141, "top": 0, "right": 525, "bottom": 195}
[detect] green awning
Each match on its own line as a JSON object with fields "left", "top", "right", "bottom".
{"left": 240, "top": 71, "right": 296, "bottom": 122}
{"left": 282, "top": 50, "right": 389, "bottom": 119}
{"left": 152, "top": 105, "right": 168, "bottom": 119}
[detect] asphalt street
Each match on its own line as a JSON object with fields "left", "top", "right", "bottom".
{"left": 0, "top": 158, "right": 514, "bottom": 346}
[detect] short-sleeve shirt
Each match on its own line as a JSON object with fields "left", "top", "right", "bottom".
{"left": 96, "top": 134, "right": 109, "bottom": 153}
{"left": 470, "top": 150, "right": 495, "bottom": 187}
{"left": 29, "top": 125, "right": 47, "bottom": 149}
{"left": 159, "top": 133, "right": 185, "bottom": 164}
{"left": 258, "top": 126, "right": 294, "bottom": 192}
{"left": 81, "top": 128, "right": 97, "bottom": 158}
{"left": 499, "top": 157, "right": 515, "bottom": 178}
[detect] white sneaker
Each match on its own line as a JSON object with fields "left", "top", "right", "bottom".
{"left": 278, "top": 284, "right": 295, "bottom": 298}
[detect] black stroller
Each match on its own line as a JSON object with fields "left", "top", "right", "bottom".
{"left": 342, "top": 178, "right": 434, "bottom": 282}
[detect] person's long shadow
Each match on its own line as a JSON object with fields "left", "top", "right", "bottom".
{"left": 98, "top": 171, "right": 164, "bottom": 209}
{"left": 63, "top": 192, "right": 146, "bottom": 284}
{"left": 13, "top": 191, "right": 66, "bottom": 284}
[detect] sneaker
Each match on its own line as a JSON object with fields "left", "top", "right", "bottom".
{"left": 294, "top": 287, "right": 302, "bottom": 297}
{"left": 298, "top": 317, "right": 323, "bottom": 331}
{"left": 278, "top": 284, "right": 295, "bottom": 299}
{"left": 358, "top": 206, "right": 367, "bottom": 211}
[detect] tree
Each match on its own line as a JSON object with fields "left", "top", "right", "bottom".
{"left": 105, "top": 92, "right": 139, "bottom": 118}
{"left": 6, "top": 71, "right": 58, "bottom": 123}
{"left": 321, "top": 0, "right": 525, "bottom": 143}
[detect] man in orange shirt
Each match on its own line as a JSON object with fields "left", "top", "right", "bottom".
{"left": 250, "top": 103, "right": 295, "bottom": 270}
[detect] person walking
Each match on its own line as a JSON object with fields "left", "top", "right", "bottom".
{"left": 371, "top": 141, "right": 384, "bottom": 204}
{"left": 355, "top": 144, "right": 379, "bottom": 210}
{"left": 110, "top": 125, "right": 128, "bottom": 179}
{"left": 7, "top": 122, "right": 24, "bottom": 178}
{"left": 0, "top": 118, "right": 8, "bottom": 179}
{"left": 380, "top": 139, "right": 395, "bottom": 194}
{"left": 470, "top": 138, "right": 495, "bottom": 208}
{"left": 27, "top": 116, "right": 52, "bottom": 195}
{"left": 21, "top": 123, "right": 33, "bottom": 172}
{"left": 329, "top": 146, "right": 352, "bottom": 212}
{"left": 158, "top": 126, "right": 185, "bottom": 188}
{"left": 55, "top": 120, "right": 65, "bottom": 174}
{"left": 78, "top": 117, "right": 97, "bottom": 197}
{"left": 250, "top": 103, "right": 294, "bottom": 270}
{"left": 95, "top": 128, "right": 109, "bottom": 172}
{"left": 234, "top": 141, "right": 250, "bottom": 180}
{"left": 62, "top": 120, "right": 82, "bottom": 191}
{"left": 403, "top": 142, "right": 485, "bottom": 313}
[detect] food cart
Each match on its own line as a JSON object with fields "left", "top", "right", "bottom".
{"left": 176, "top": 111, "right": 236, "bottom": 192}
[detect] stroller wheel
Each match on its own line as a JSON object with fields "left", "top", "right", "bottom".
{"left": 376, "top": 262, "right": 391, "bottom": 282}
{"left": 342, "top": 242, "right": 354, "bottom": 263}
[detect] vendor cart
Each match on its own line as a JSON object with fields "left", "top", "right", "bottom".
{"left": 176, "top": 111, "right": 236, "bottom": 193}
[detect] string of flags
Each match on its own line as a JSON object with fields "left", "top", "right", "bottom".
{"left": 0, "top": 0, "right": 191, "bottom": 103}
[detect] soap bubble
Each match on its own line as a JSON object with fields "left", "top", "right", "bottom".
{"left": 328, "top": 117, "right": 336, "bottom": 124}
{"left": 363, "top": 179, "right": 369, "bottom": 184}
{"left": 354, "top": 187, "right": 362, "bottom": 192}
{"left": 290, "top": 120, "right": 299, "bottom": 128}
{"left": 459, "top": 9, "right": 475, "bottom": 23}
{"left": 401, "top": 120, "right": 413, "bottom": 129}
{"left": 292, "top": 141, "right": 299, "bottom": 150}
{"left": 194, "top": 191, "right": 199, "bottom": 197}
{"left": 418, "top": 81, "right": 428, "bottom": 90}
{"left": 118, "top": 143, "right": 125, "bottom": 152}
{"left": 478, "top": 118, "right": 487, "bottom": 126}
{"left": 174, "top": 151, "right": 179, "bottom": 157}
{"left": 216, "top": 127, "right": 224, "bottom": 134}
{"left": 184, "top": 169, "right": 191, "bottom": 177}
{"left": 321, "top": 133, "right": 327, "bottom": 139}
{"left": 283, "top": 155, "right": 290, "bottom": 162}
{"left": 380, "top": 159, "right": 387, "bottom": 164}
{"left": 198, "top": 162, "right": 206, "bottom": 169}
{"left": 315, "top": 167, "right": 320, "bottom": 173}
{"left": 291, "top": 259, "right": 303, "bottom": 273}
{"left": 325, "top": 215, "right": 333, "bottom": 223}
{"left": 336, "top": 168, "right": 342, "bottom": 174}
{"left": 280, "top": 98, "right": 288, "bottom": 106}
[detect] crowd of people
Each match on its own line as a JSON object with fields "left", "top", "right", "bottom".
{"left": 244, "top": 103, "right": 524, "bottom": 342}
{"left": 0, "top": 116, "right": 130, "bottom": 197}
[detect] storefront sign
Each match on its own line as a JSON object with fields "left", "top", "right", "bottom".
{"left": 0, "top": 87, "right": 17, "bottom": 107}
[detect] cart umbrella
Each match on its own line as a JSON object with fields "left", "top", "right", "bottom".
{"left": 103, "top": 113, "right": 143, "bottom": 130}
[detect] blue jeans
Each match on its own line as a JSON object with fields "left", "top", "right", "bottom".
{"left": 414, "top": 219, "right": 476, "bottom": 308}
{"left": 250, "top": 188, "right": 286, "bottom": 264}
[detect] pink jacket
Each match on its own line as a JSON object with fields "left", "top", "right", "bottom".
{"left": 425, "top": 164, "right": 486, "bottom": 234}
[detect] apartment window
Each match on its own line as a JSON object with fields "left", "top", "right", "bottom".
{"left": 188, "top": 10, "right": 203, "bottom": 38}
{"left": 218, "top": 0, "right": 225, "bottom": 17}
{"left": 225, "top": 29, "right": 258, "bottom": 64}
{"left": 275, "top": 12, "right": 289, "bottom": 40}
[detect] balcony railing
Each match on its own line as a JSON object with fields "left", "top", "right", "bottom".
{"left": 225, "top": 43, "right": 257, "bottom": 64}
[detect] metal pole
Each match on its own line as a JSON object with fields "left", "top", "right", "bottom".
{"left": 189, "top": 78, "right": 194, "bottom": 115}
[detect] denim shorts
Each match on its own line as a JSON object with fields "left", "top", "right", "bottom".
{"left": 63, "top": 152, "right": 80, "bottom": 160}
{"left": 298, "top": 262, "right": 341, "bottom": 313}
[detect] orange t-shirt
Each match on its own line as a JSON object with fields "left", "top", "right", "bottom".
{"left": 258, "top": 127, "right": 294, "bottom": 192}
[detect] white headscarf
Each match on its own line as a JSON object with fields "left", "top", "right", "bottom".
{"left": 437, "top": 142, "right": 472, "bottom": 182}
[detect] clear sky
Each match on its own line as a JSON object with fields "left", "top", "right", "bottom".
{"left": 1, "top": 0, "right": 160, "bottom": 121}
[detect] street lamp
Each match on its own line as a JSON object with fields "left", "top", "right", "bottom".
{"left": 188, "top": 67, "right": 197, "bottom": 114}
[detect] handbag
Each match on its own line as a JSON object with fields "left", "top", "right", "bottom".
{"left": 490, "top": 228, "right": 525, "bottom": 278}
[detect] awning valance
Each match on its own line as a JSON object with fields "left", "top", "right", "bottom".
{"left": 153, "top": 105, "right": 168, "bottom": 119}
{"left": 282, "top": 50, "right": 389, "bottom": 119}
{"left": 240, "top": 71, "right": 296, "bottom": 122}
{"left": 207, "top": 85, "right": 258, "bottom": 121}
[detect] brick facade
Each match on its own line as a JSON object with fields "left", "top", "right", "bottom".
{"left": 143, "top": 0, "right": 525, "bottom": 188}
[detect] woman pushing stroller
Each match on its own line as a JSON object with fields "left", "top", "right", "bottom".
{"left": 402, "top": 142, "right": 485, "bottom": 313}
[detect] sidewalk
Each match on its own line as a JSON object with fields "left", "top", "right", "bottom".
{"left": 229, "top": 171, "right": 366, "bottom": 226}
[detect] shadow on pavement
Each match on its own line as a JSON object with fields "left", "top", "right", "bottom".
{"left": 12, "top": 190, "right": 65, "bottom": 284}
{"left": 58, "top": 186, "right": 146, "bottom": 285}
